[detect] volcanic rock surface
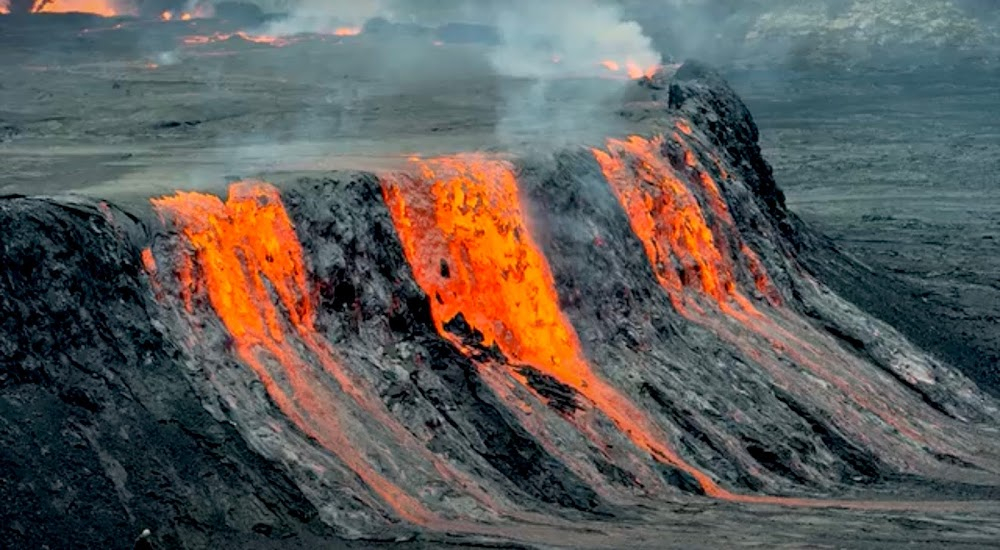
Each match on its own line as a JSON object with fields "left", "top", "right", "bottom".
{"left": 2, "top": 20, "right": 1000, "bottom": 550}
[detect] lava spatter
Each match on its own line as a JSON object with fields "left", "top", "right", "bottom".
{"left": 150, "top": 182, "right": 438, "bottom": 526}
{"left": 381, "top": 155, "right": 729, "bottom": 497}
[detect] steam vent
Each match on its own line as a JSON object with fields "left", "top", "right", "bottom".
{"left": 3, "top": 54, "right": 1000, "bottom": 547}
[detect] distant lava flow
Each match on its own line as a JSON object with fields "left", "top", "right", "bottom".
{"left": 150, "top": 183, "right": 438, "bottom": 526}
{"left": 381, "top": 155, "right": 730, "bottom": 497}
{"left": 27, "top": 0, "right": 120, "bottom": 15}
{"left": 599, "top": 59, "right": 660, "bottom": 79}
{"left": 181, "top": 32, "right": 294, "bottom": 48}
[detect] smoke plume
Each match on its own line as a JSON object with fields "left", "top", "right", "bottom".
{"left": 489, "top": 0, "right": 661, "bottom": 79}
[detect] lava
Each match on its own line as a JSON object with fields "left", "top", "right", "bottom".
{"left": 600, "top": 59, "right": 660, "bottom": 79}
{"left": 30, "top": 0, "right": 121, "bottom": 16}
{"left": 592, "top": 135, "right": 760, "bottom": 315}
{"left": 150, "top": 182, "right": 438, "bottom": 526}
{"left": 332, "top": 26, "right": 361, "bottom": 37}
{"left": 182, "top": 31, "right": 293, "bottom": 48}
{"left": 381, "top": 155, "right": 729, "bottom": 497}
{"left": 592, "top": 133, "right": 936, "bottom": 453}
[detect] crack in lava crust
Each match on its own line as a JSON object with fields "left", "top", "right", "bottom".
{"left": 380, "top": 155, "right": 730, "bottom": 498}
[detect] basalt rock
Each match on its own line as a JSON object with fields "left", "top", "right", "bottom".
{"left": 2, "top": 62, "right": 999, "bottom": 548}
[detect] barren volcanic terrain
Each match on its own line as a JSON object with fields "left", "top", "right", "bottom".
{"left": 1, "top": 9, "right": 999, "bottom": 550}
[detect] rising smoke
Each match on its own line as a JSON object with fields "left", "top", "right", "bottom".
{"left": 253, "top": 0, "right": 661, "bottom": 150}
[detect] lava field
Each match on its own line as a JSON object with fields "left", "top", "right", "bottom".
{"left": 2, "top": 5, "right": 1000, "bottom": 550}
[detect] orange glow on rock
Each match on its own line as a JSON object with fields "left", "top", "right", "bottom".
{"left": 381, "top": 155, "right": 729, "bottom": 497}
{"left": 150, "top": 182, "right": 437, "bottom": 526}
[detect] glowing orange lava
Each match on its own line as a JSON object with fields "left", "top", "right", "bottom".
{"left": 600, "top": 60, "right": 620, "bottom": 72}
{"left": 181, "top": 31, "right": 293, "bottom": 47}
{"left": 593, "top": 134, "right": 930, "bottom": 449}
{"left": 381, "top": 155, "right": 729, "bottom": 497}
{"left": 599, "top": 59, "right": 659, "bottom": 80}
{"left": 592, "top": 135, "right": 759, "bottom": 315}
{"left": 160, "top": 10, "right": 171, "bottom": 20}
{"left": 151, "top": 182, "right": 437, "bottom": 525}
{"left": 332, "top": 26, "right": 361, "bottom": 37}
{"left": 31, "top": 0, "right": 121, "bottom": 16}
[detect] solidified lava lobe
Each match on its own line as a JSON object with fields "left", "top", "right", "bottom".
{"left": 150, "top": 182, "right": 437, "bottom": 526}
{"left": 381, "top": 156, "right": 728, "bottom": 497}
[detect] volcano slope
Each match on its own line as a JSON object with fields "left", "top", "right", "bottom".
{"left": 3, "top": 62, "right": 1000, "bottom": 549}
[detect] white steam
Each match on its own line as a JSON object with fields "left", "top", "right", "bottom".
{"left": 258, "top": 0, "right": 389, "bottom": 36}
{"left": 489, "top": 0, "right": 662, "bottom": 79}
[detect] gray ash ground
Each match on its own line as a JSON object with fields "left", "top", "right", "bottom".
{"left": 731, "top": 67, "right": 1000, "bottom": 396}
{"left": 1, "top": 14, "right": 999, "bottom": 550}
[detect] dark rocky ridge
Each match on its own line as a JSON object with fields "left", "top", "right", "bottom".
{"left": 2, "top": 63, "right": 999, "bottom": 548}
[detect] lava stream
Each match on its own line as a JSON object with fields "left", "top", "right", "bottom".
{"left": 592, "top": 134, "right": 937, "bottom": 452}
{"left": 150, "top": 183, "right": 437, "bottom": 525}
{"left": 381, "top": 155, "right": 728, "bottom": 497}
{"left": 29, "top": 0, "right": 120, "bottom": 15}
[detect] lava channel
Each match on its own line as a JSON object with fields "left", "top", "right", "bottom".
{"left": 150, "top": 182, "right": 439, "bottom": 526}
{"left": 381, "top": 154, "right": 731, "bottom": 498}
{"left": 592, "top": 133, "right": 946, "bottom": 466}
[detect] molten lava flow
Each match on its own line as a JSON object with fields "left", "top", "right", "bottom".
{"left": 151, "top": 182, "right": 437, "bottom": 526}
{"left": 181, "top": 31, "right": 295, "bottom": 48}
{"left": 600, "top": 60, "right": 620, "bottom": 72}
{"left": 594, "top": 134, "right": 932, "bottom": 451}
{"left": 30, "top": 0, "right": 121, "bottom": 15}
{"left": 599, "top": 59, "right": 660, "bottom": 80}
{"left": 592, "top": 135, "right": 759, "bottom": 316}
{"left": 332, "top": 26, "right": 361, "bottom": 37}
{"left": 381, "top": 156, "right": 729, "bottom": 497}
{"left": 182, "top": 31, "right": 294, "bottom": 47}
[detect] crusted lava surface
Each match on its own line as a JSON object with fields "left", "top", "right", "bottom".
{"left": 3, "top": 58, "right": 1000, "bottom": 549}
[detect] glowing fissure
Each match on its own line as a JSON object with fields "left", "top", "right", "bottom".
{"left": 150, "top": 182, "right": 438, "bottom": 526}
{"left": 381, "top": 155, "right": 729, "bottom": 497}
{"left": 592, "top": 133, "right": 934, "bottom": 452}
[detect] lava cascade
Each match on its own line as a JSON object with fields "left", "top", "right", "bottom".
{"left": 381, "top": 155, "right": 729, "bottom": 497}
{"left": 592, "top": 134, "right": 765, "bottom": 317}
{"left": 150, "top": 182, "right": 438, "bottom": 526}
{"left": 591, "top": 132, "right": 954, "bottom": 459}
